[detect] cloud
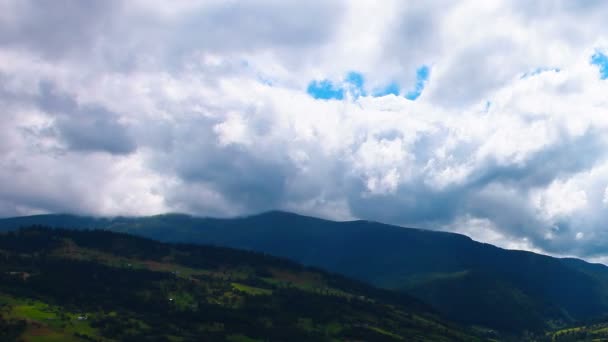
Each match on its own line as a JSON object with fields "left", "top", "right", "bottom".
{"left": 172, "top": 1, "right": 345, "bottom": 53}
{"left": 3, "top": 0, "right": 608, "bottom": 261}
{"left": 36, "top": 82, "right": 137, "bottom": 155}
{"left": 0, "top": 0, "right": 120, "bottom": 59}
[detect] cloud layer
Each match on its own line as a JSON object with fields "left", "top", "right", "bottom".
{"left": 3, "top": 0, "right": 608, "bottom": 261}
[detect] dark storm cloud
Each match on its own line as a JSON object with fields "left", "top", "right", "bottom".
{"left": 174, "top": 1, "right": 344, "bottom": 52}
{"left": 37, "top": 82, "right": 136, "bottom": 155}
{"left": 0, "top": 0, "right": 120, "bottom": 59}
{"left": 147, "top": 115, "right": 294, "bottom": 214}
{"left": 344, "top": 126, "right": 607, "bottom": 256}
{"left": 427, "top": 38, "right": 523, "bottom": 107}
{"left": 469, "top": 128, "right": 605, "bottom": 189}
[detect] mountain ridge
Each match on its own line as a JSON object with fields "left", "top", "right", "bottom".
{"left": 2, "top": 211, "right": 608, "bottom": 332}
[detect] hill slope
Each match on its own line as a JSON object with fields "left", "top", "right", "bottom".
{"left": 2, "top": 212, "right": 608, "bottom": 332}
{"left": 0, "top": 227, "right": 481, "bottom": 342}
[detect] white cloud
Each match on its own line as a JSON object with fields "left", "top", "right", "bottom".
{"left": 442, "top": 215, "right": 544, "bottom": 254}
{"left": 3, "top": 0, "right": 608, "bottom": 260}
{"left": 532, "top": 179, "right": 589, "bottom": 220}
{"left": 214, "top": 113, "right": 251, "bottom": 147}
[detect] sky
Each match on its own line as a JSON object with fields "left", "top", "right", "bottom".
{"left": 2, "top": 0, "right": 608, "bottom": 262}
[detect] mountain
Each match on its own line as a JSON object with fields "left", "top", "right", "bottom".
{"left": 2, "top": 211, "right": 608, "bottom": 332}
{"left": 0, "top": 227, "right": 482, "bottom": 342}
{"left": 545, "top": 320, "right": 608, "bottom": 341}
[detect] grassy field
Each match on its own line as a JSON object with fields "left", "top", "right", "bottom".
{"left": 544, "top": 322, "right": 608, "bottom": 341}
{"left": 0, "top": 296, "right": 102, "bottom": 342}
{"left": 231, "top": 283, "right": 273, "bottom": 296}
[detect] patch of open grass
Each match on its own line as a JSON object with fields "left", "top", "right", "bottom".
{"left": 13, "top": 303, "right": 58, "bottom": 322}
{"left": 325, "top": 322, "right": 343, "bottom": 335}
{"left": 64, "top": 318, "right": 98, "bottom": 337}
{"left": 262, "top": 272, "right": 354, "bottom": 299}
{"left": 269, "top": 269, "right": 325, "bottom": 289}
{"left": 167, "top": 291, "right": 197, "bottom": 310}
{"left": 231, "top": 283, "right": 272, "bottom": 296}
{"left": 591, "top": 326, "right": 608, "bottom": 334}
{"left": 6, "top": 298, "right": 100, "bottom": 341}
{"left": 369, "top": 326, "right": 404, "bottom": 340}
{"left": 226, "top": 334, "right": 262, "bottom": 342}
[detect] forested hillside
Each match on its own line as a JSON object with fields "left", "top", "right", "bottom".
{"left": 0, "top": 227, "right": 482, "bottom": 341}
{"left": 3, "top": 212, "right": 608, "bottom": 333}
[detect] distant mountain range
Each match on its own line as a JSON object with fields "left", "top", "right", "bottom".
{"left": 2, "top": 211, "right": 608, "bottom": 332}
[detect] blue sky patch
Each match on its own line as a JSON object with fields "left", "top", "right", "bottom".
{"left": 307, "top": 79, "right": 345, "bottom": 100}
{"left": 346, "top": 72, "right": 364, "bottom": 90}
{"left": 405, "top": 65, "right": 430, "bottom": 100}
{"left": 308, "top": 68, "right": 429, "bottom": 100}
{"left": 591, "top": 52, "right": 608, "bottom": 79}
{"left": 374, "top": 82, "right": 400, "bottom": 97}
{"left": 307, "top": 71, "right": 365, "bottom": 100}
{"left": 345, "top": 71, "right": 366, "bottom": 97}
